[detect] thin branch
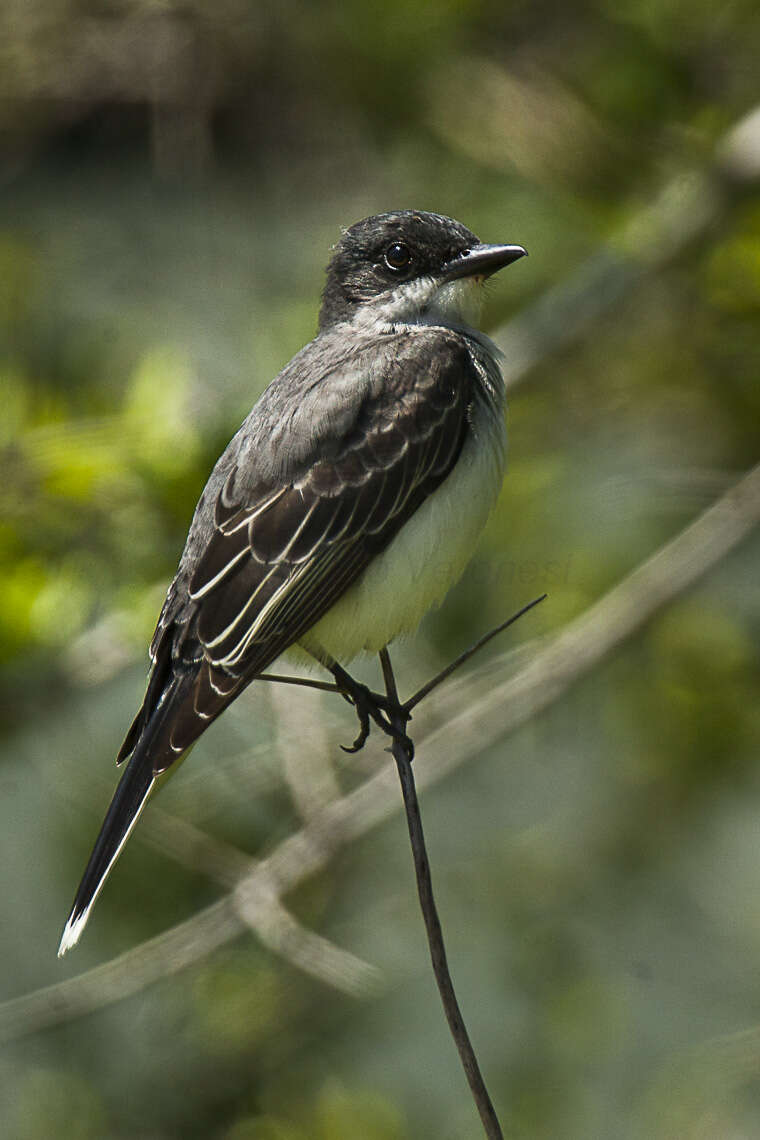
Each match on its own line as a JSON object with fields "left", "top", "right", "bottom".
{"left": 406, "top": 593, "right": 547, "bottom": 711}
{"left": 255, "top": 672, "right": 340, "bottom": 694}
{"left": 3, "top": 465, "right": 758, "bottom": 1043}
{"left": 380, "top": 647, "right": 505, "bottom": 1140}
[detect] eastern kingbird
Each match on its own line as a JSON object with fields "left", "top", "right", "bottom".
{"left": 58, "top": 210, "right": 526, "bottom": 956}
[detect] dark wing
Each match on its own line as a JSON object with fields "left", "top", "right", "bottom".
{"left": 123, "top": 328, "right": 475, "bottom": 773}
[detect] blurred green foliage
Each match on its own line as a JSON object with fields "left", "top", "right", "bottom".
{"left": 1, "top": 0, "right": 760, "bottom": 1137}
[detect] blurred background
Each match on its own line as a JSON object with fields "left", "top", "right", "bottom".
{"left": 1, "top": 1, "right": 760, "bottom": 1137}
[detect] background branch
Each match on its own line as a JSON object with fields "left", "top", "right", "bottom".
{"left": 3, "top": 461, "right": 757, "bottom": 1044}
{"left": 492, "top": 103, "right": 760, "bottom": 394}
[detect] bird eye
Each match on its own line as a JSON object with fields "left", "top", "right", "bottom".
{"left": 384, "top": 241, "right": 412, "bottom": 272}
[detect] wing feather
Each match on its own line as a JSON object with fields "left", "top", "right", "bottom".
{"left": 124, "top": 327, "right": 480, "bottom": 774}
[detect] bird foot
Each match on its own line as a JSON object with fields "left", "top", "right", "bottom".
{"left": 331, "top": 667, "right": 412, "bottom": 756}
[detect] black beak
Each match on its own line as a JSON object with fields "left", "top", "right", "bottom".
{"left": 442, "top": 243, "right": 527, "bottom": 282}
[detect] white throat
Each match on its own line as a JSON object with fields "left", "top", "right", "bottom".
{"left": 424, "top": 277, "right": 484, "bottom": 329}
{"left": 356, "top": 275, "right": 485, "bottom": 335}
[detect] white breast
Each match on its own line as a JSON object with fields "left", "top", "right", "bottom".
{"left": 300, "top": 379, "right": 506, "bottom": 662}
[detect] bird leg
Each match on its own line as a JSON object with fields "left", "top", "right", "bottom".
{"left": 328, "top": 662, "right": 413, "bottom": 757}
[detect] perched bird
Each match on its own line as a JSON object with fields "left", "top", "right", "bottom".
{"left": 58, "top": 210, "right": 526, "bottom": 956}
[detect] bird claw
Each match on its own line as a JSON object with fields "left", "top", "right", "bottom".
{"left": 335, "top": 675, "right": 413, "bottom": 755}
{"left": 330, "top": 663, "right": 413, "bottom": 756}
{"left": 339, "top": 680, "right": 380, "bottom": 754}
{"left": 340, "top": 704, "right": 371, "bottom": 754}
{"left": 399, "top": 732, "right": 414, "bottom": 759}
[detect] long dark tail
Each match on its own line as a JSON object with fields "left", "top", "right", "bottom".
{"left": 57, "top": 649, "right": 246, "bottom": 955}
{"left": 57, "top": 748, "right": 155, "bottom": 956}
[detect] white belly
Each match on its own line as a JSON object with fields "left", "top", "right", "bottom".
{"left": 299, "top": 394, "right": 506, "bottom": 662}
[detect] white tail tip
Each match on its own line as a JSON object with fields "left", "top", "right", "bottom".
{"left": 57, "top": 907, "right": 92, "bottom": 957}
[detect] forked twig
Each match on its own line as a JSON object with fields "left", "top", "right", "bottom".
{"left": 253, "top": 598, "right": 546, "bottom": 709}
{"left": 264, "top": 602, "right": 542, "bottom": 1137}
{"left": 271, "top": 600, "right": 543, "bottom": 1137}
{"left": 378, "top": 646, "right": 506, "bottom": 1140}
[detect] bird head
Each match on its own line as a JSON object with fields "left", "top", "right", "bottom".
{"left": 319, "top": 210, "right": 526, "bottom": 332}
